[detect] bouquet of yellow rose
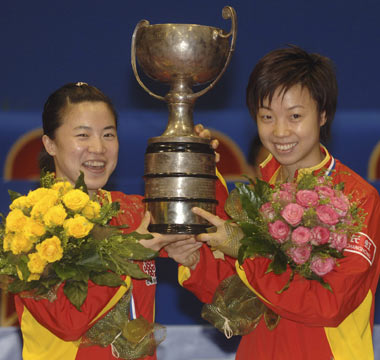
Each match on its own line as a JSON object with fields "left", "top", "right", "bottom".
{"left": 0, "top": 171, "right": 157, "bottom": 311}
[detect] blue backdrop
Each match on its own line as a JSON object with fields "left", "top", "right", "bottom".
{"left": 1, "top": 0, "right": 380, "bottom": 113}
{"left": 1, "top": 0, "right": 380, "bottom": 349}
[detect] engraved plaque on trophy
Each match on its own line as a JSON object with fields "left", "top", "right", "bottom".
{"left": 131, "top": 6, "right": 237, "bottom": 234}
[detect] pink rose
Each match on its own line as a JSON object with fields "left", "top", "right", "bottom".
{"left": 280, "top": 182, "right": 297, "bottom": 193}
{"left": 330, "top": 194, "right": 349, "bottom": 217}
{"left": 273, "top": 190, "right": 293, "bottom": 204}
{"left": 288, "top": 244, "right": 312, "bottom": 265}
{"left": 281, "top": 203, "right": 304, "bottom": 226}
{"left": 291, "top": 226, "right": 311, "bottom": 245}
{"left": 310, "top": 256, "right": 335, "bottom": 276}
{"left": 268, "top": 220, "right": 290, "bottom": 243}
{"left": 260, "top": 202, "right": 276, "bottom": 221}
{"left": 296, "top": 190, "right": 319, "bottom": 208}
{"left": 315, "top": 185, "right": 335, "bottom": 199}
{"left": 330, "top": 232, "right": 348, "bottom": 251}
{"left": 317, "top": 176, "right": 326, "bottom": 184}
{"left": 310, "top": 226, "right": 330, "bottom": 245}
{"left": 316, "top": 205, "right": 339, "bottom": 225}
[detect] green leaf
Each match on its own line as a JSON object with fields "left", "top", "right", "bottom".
{"left": 72, "top": 267, "right": 90, "bottom": 282}
{"left": 276, "top": 269, "right": 295, "bottom": 294}
{"left": 235, "top": 183, "right": 261, "bottom": 220}
{"left": 319, "top": 279, "right": 333, "bottom": 292}
{"left": 75, "top": 251, "right": 104, "bottom": 270}
{"left": 8, "top": 279, "right": 28, "bottom": 293}
{"left": 127, "top": 232, "right": 153, "bottom": 241}
{"left": 53, "top": 263, "right": 79, "bottom": 281}
{"left": 90, "top": 271, "right": 124, "bottom": 287}
{"left": 17, "top": 256, "right": 31, "bottom": 282}
{"left": 39, "top": 170, "right": 56, "bottom": 188}
{"left": 240, "top": 234, "right": 277, "bottom": 255}
{"left": 239, "top": 222, "right": 264, "bottom": 237}
{"left": 95, "top": 201, "right": 121, "bottom": 225}
{"left": 8, "top": 190, "right": 23, "bottom": 202}
{"left": 254, "top": 178, "right": 273, "bottom": 203}
{"left": 234, "top": 180, "right": 272, "bottom": 223}
{"left": 63, "top": 280, "right": 88, "bottom": 311}
{"left": 107, "top": 233, "right": 158, "bottom": 260}
{"left": 270, "top": 251, "right": 288, "bottom": 275}
{"left": 74, "top": 171, "right": 88, "bottom": 194}
{"left": 108, "top": 259, "right": 150, "bottom": 280}
{"left": 297, "top": 173, "right": 318, "bottom": 190}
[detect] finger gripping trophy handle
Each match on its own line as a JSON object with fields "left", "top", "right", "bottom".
{"left": 191, "top": 6, "right": 237, "bottom": 100}
{"left": 131, "top": 20, "right": 165, "bottom": 102}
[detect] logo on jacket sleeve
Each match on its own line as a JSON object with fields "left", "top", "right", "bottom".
{"left": 344, "top": 232, "right": 376, "bottom": 265}
{"left": 143, "top": 260, "right": 157, "bottom": 286}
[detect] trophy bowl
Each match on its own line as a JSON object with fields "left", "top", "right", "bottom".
{"left": 134, "top": 23, "right": 231, "bottom": 85}
{"left": 131, "top": 6, "right": 237, "bottom": 234}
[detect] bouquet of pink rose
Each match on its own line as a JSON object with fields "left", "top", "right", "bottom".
{"left": 201, "top": 172, "right": 366, "bottom": 338}
{"left": 231, "top": 172, "right": 365, "bottom": 292}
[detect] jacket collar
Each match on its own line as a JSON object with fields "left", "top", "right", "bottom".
{"left": 259, "top": 144, "right": 335, "bottom": 185}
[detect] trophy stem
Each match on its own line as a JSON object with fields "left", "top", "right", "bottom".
{"left": 163, "top": 77, "right": 197, "bottom": 137}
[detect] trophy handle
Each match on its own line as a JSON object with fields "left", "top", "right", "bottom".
{"left": 131, "top": 20, "right": 165, "bottom": 102}
{"left": 191, "top": 6, "right": 237, "bottom": 100}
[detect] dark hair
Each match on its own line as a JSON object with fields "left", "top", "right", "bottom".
{"left": 39, "top": 82, "right": 118, "bottom": 172}
{"left": 246, "top": 45, "right": 338, "bottom": 142}
{"left": 248, "top": 134, "right": 263, "bottom": 166}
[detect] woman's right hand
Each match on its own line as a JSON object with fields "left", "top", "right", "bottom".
{"left": 137, "top": 212, "right": 196, "bottom": 251}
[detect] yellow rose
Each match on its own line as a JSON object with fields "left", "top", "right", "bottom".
{"left": 64, "top": 214, "right": 94, "bottom": 238}
{"left": 16, "top": 266, "right": 24, "bottom": 280}
{"left": 30, "top": 190, "right": 60, "bottom": 219}
{"left": 27, "top": 188, "right": 51, "bottom": 206}
{"left": 62, "top": 189, "right": 90, "bottom": 212}
{"left": 3, "top": 233, "right": 13, "bottom": 251}
{"left": 43, "top": 204, "right": 67, "bottom": 227}
{"left": 51, "top": 181, "right": 73, "bottom": 195}
{"left": 27, "top": 252, "right": 47, "bottom": 274}
{"left": 10, "top": 232, "right": 34, "bottom": 255}
{"left": 24, "top": 218, "right": 46, "bottom": 237}
{"left": 36, "top": 236, "right": 63, "bottom": 263}
{"left": 6, "top": 209, "right": 28, "bottom": 232}
{"left": 27, "top": 273, "right": 41, "bottom": 282}
{"left": 9, "top": 195, "right": 31, "bottom": 211}
{"left": 82, "top": 200, "right": 101, "bottom": 220}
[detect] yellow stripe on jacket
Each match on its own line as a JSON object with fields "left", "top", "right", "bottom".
{"left": 20, "top": 277, "right": 131, "bottom": 360}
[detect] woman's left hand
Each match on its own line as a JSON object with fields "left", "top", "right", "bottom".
{"left": 192, "top": 207, "right": 228, "bottom": 247}
{"left": 137, "top": 212, "right": 195, "bottom": 251}
{"left": 165, "top": 239, "right": 202, "bottom": 269}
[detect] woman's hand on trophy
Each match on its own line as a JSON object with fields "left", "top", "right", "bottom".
{"left": 191, "top": 207, "right": 228, "bottom": 248}
{"left": 165, "top": 239, "right": 202, "bottom": 270}
{"left": 137, "top": 211, "right": 196, "bottom": 251}
{"left": 194, "top": 124, "right": 220, "bottom": 163}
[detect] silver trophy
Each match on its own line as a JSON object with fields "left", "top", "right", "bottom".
{"left": 131, "top": 6, "right": 237, "bottom": 234}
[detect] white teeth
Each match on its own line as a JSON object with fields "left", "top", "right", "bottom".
{"left": 83, "top": 161, "right": 105, "bottom": 167}
{"left": 275, "top": 143, "right": 296, "bottom": 151}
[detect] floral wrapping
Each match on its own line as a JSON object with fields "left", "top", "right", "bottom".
{"left": 81, "top": 286, "right": 166, "bottom": 359}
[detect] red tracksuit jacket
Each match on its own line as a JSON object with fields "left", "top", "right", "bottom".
{"left": 180, "top": 147, "right": 380, "bottom": 360}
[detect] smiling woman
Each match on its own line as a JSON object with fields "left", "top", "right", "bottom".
{"left": 13, "top": 82, "right": 195, "bottom": 360}
{"left": 42, "top": 100, "right": 119, "bottom": 195}
{"left": 40, "top": 83, "right": 119, "bottom": 194}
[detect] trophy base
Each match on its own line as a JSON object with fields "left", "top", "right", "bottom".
{"left": 148, "top": 223, "right": 210, "bottom": 234}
